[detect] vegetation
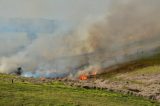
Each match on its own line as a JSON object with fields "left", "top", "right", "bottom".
{"left": 97, "top": 52, "right": 160, "bottom": 79}
{"left": 0, "top": 50, "right": 160, "bottom": 106}
{"left": 0, "top": 74, "right": 159, "bottom": 106}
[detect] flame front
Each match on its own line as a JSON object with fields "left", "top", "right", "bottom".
{"left": 79, "top": 74, "right": 88, "bottom": 80}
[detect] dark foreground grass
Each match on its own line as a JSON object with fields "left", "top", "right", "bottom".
{"left": 0, "top": 74, "right": 159, "bottom": 106}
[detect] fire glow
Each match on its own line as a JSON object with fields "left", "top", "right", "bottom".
{"left": 79, "top": 74, "right": 88, "bottom": 80}
{"left": 79, "top": 71, "right": 97, "bottom": 80}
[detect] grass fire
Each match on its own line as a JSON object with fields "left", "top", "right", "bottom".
{"left": 0, "top": 0, "right": 160, "bottom": 106}
{"left": 79, "top": 74, "right": 88, "bottom": 80}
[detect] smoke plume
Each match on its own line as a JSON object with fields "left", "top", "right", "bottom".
{"left": 0, "top": 0, "right": 160, "bottom": 78}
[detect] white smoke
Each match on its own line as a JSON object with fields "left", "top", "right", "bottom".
{"left": 0, "top": 0, "right": 160, "bottom": 78}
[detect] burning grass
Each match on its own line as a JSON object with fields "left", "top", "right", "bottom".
{"left": 0, "top": 74, "right": 159, "bottom": 106}
{"left": 0, "top": 51, "right": 160, "bottom": 105}
{"left": 79, "top": 74, "right": 88, "bottom": 80}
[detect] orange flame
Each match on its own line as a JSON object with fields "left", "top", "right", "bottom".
{"left": 79, "top": 74, "right": 88, "bottom": 80}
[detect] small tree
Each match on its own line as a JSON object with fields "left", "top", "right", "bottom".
{"left": 16, "top": 67, "right": 22, "bottom": 75}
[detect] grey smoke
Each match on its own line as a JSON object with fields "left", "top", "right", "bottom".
{"left": 0, "top": 0, "right": 160, "bottom": 78}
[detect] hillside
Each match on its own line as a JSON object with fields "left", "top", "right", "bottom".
{"left": 0, "top": 50, "right": 160, "bottom": 106}
{"left": 66, "top": 51, "right": 160, "bottom": 102}
{"left": 0, "top": 73, "right": 159, "bottom": 106}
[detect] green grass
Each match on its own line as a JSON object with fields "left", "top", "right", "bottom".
{"left": 128, "top": 65, "right": 160, "bottom": 76}
{"left": 0, "top": 74, "right": 159, "bottom": 106}
{"left": 97, "top": 52, "right": 160, "bottom": 80}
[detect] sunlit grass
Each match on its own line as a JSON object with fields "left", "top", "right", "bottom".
{"left": 0, "top": 74, "right": 159, "bottom": 106}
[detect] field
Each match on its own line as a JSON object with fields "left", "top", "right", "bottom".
{"left": 94, "top": 52, "right": 160, "bottom": 102}
{"left": 0, "top": 51, "right": 160, "bottom": 106}
{"left": 0, "top": 74, "right": 159, "bottom": 106}
{"left": 98, "top": 51, "right": 160, "bottom": 79}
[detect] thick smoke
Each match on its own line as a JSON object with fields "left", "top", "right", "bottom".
{"left": 0, "top": 0, "right": 160, "bottom": 78}
{"left": 86, "top": 0, "right": 160, "bottom": 67}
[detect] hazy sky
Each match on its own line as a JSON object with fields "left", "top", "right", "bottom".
{"left": 0, "top": 0, "right": 110, "bottom": 57}
{"left": 0, "top": 0, "right": 110, "bottom": 22}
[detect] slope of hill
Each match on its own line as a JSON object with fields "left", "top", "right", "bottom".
{"left": 67, "top": 51, "right": 160, "bottom": 102}
{"left": 0, "top": 73, "right": 159, "bottom": 106}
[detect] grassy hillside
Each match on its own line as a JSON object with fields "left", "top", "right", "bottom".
{"left": 0, "top": 74, "right": 159, "bottom": 106}
{"left": 0, "top": 50, "right": 160, "bottom": 106}
{"left": 98, "top": 52, "right": 160, "bottom": 79}
{"left": 93, "top": 51, "right": 160, "bottom": 102}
